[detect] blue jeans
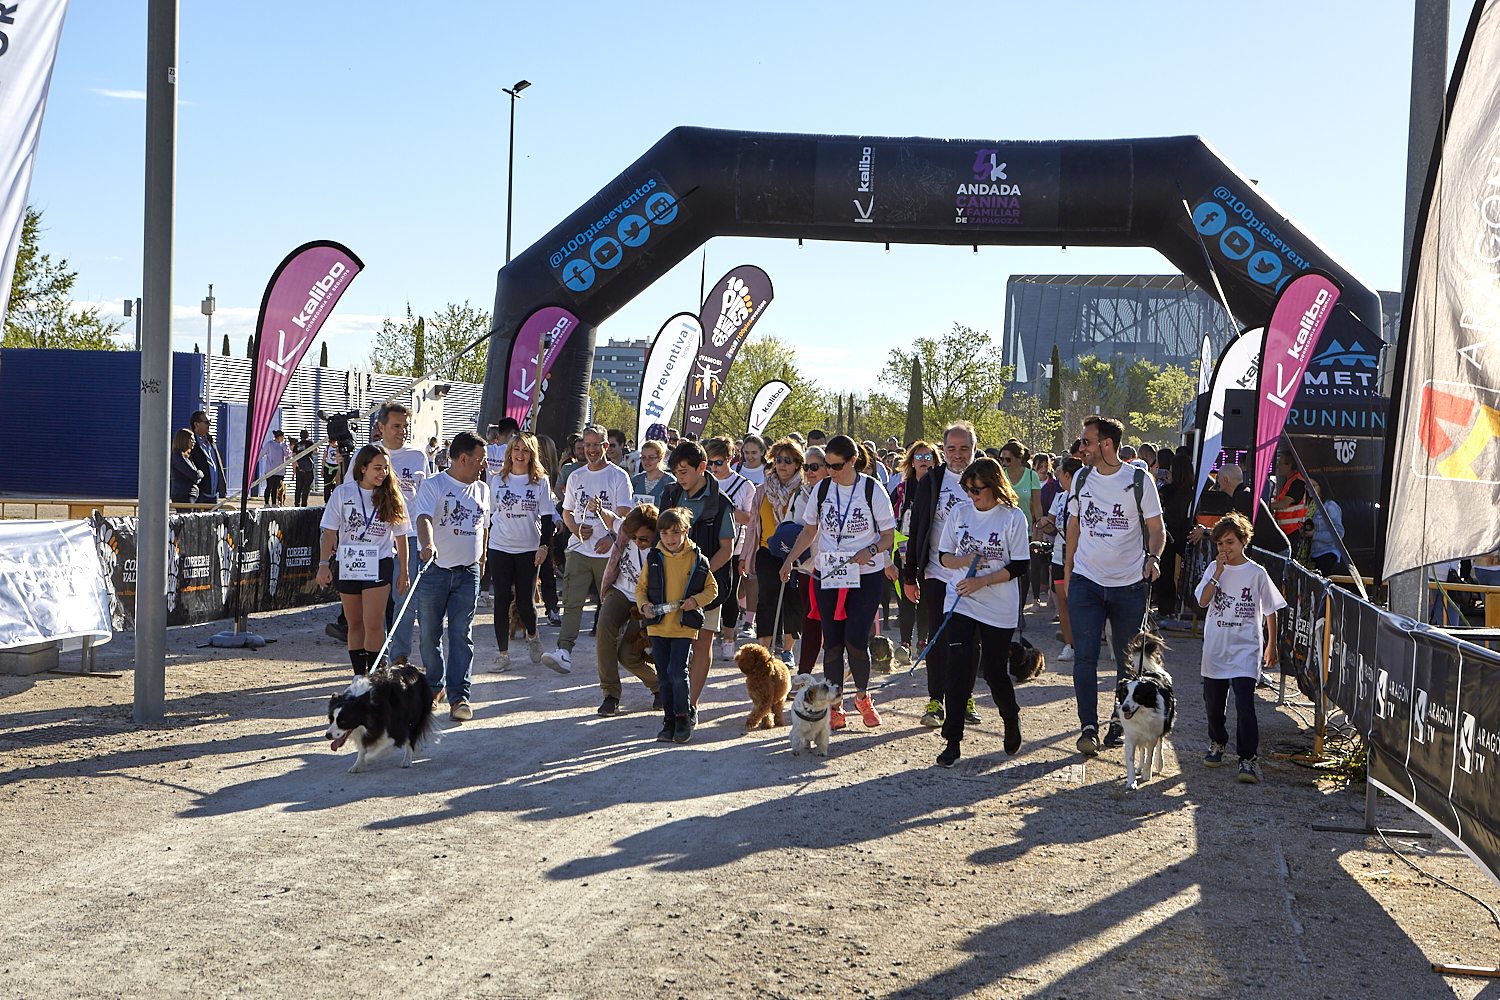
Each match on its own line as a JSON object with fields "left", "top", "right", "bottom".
{"left": 652, "top": 636, "right": 694, "bottom": 723}
{"left": 418, "top": 562, "right": 480, "bottom": 705}
{"left": 390, "top": 537, "right": 420, "bottom": 661}
{"left": 1066, "top": 572, "right": 1148, "bottom": 733}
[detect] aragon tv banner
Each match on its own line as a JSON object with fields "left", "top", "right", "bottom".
{"left": 813, "top": 140, "right": 1060, "bottom": 230}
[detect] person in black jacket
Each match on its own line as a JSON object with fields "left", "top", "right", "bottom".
{"left": 187, "top": 410, "right": 226, "bottom": 502}
{"left": 658, "top": 440, "right": 737, "bottom": 717}
{"left": 1190, "top": 462, "right": 1288, "bottom": 556}
{"left": 170, "top": 428, "right": 203, "bottom": 504}
{"left": 900, "top": 420, "right": 976, "bottom": 728}
{"left": 1155, "top": 450, "right": 1196, "bottom": 615}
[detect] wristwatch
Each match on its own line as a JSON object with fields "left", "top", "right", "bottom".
{"left": 867, "top": 543, "right": 879, "bottom": 557}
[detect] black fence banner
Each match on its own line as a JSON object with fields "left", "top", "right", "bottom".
{"left": 1368, "top": 614, "right": 1417, "bottom": 801}
{"left": 93, "top": 508, "right": 335, "bottom": 630}
{"left": 1450, "top": 640, "right": 1500, "bottom": 882}
{"left": 1403, "top": 628, "right": 1464, "bottom": 838}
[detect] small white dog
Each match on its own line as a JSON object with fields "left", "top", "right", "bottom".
{"left": 788, "top": 674, "right": 842, "bottom": 757}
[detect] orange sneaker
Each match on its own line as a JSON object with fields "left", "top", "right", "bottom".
{"left": 829, "top": 704, "right": 847, "bottom": 730}
{"left": 855, "top": 693, "right": 882, "bottom": 727}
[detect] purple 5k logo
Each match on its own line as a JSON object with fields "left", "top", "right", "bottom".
{"left": 972, "top": 149, "right": 1007, "bottom": 182}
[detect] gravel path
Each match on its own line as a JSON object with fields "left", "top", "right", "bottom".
{"left": 1, "top": 600, "right": 1496, "bottom": 999}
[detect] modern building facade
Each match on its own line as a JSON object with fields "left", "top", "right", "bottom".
{"left": 591, "top": 337, "right": 649, "bottom": 406}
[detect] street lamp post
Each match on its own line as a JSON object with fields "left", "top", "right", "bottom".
{"left": 201, "top": 284, "right": 215, "bottom": 409}
{"left": 503, "top": 79, "right": 531, "bottom": 264}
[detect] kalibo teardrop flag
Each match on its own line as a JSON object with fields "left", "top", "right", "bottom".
{"left": 1194, "top": 326, "right": 1263, "bottom": 515}
{"left": 747, "top": 380, "right": 791, "bottom": 437}
{"left": 243, "top": 241, "right": 363, "bottom": 497}
{"left": 683, "top": 265, "right": 774, "bottom": 437}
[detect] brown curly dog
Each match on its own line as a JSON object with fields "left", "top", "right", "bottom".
{"left": 734, "top": 643, "right": 791, "bottom": 730}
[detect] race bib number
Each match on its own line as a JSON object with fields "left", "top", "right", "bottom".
{"left": 339, "top": 544, "right": 380, "bottom": 581}
{"left": 818, "top": 550, "right": 859, "bottom": 589}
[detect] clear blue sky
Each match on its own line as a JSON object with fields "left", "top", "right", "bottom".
{"left": 25, "top": 0, "right": 1473, "bottom": 392}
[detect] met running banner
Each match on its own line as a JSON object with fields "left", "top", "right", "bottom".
{"left": 636, "top": 312, "right": 700, "bottom": 446}
{"left": 0, "top": 0, "right": 69, "bottom": 331}
{"left": 684, "top": 265, "right": 774, "bottom": 438}
{"left": 1385, "top": 0, "right": 1500, "bottom": 581}
{"left": 505, "top": 305, "right": 582, "bottom": 430}
{"left": 243, "top": 242, "right": 363, "bottom": 497}
{"left": 1251, "top": 272, "right": 1340, "bottom": 502}
{"left": 748, "top": 380, "right": 791, "bottom": 437}
{"left": 1194, "top": 327, "right": 1263, "bottom": 514}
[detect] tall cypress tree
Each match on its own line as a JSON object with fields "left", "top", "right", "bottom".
{"left": 221, "top": 334, "right": 230, "bottom": 356}
{"left": 905, "top": 356, "right": 925, "bottom": 446}
{"left": 1048, "top": 343, "right": 1064, "bottom": 450}
{"left": 319, "top": 341, "right": 329, "bottom": 368}
{"left": 246, "top": 335, "right": 255, "bottom": 359}
{"left": 414, "top": 317, "right": 427, "bottom": 374}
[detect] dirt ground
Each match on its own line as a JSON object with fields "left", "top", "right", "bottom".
{"left": 4, "top": 597, "right": 1500, "bottom": 1000}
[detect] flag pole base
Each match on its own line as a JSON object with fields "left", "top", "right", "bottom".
{"left": 1309, "top": 824, "right": 1431, "bottom": 838}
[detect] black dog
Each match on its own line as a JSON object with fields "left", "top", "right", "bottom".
{"left": 1008, "top": 635, "right": 1046, "bottom": 682}
{"left": 1116, "top": 633, "right": 1175, "bottom": 789}
{"left": 324, "top": 663, "right": 437, "bottom": 773}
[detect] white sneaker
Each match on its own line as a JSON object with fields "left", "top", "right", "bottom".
{"left": 541, "top": 648, "right": 571, "bottom": 674}
{"left": 737, "top": 622, "right": 757, "bottom": 638}
{"left": 477, "top": 592, "right": 494, "bottom": 609}
{"left": 1058, "top": 644, "right": 1075, "bottom": 662}
{"left": 487, "top": 651, "right": 510, "bottom": 673}
{"left": 528, "top": 635, "right": 543, "bottom": 664}
{"left": 720, "top": 639, "right": 735, "bottom": 661}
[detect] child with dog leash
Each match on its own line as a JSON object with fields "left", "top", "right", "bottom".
{"left": 637, "top": 507, "right": 718, "bottom": 745}
{"left": 1194, "top": 512, "right": 1285, "bottom": 784}
{"left": 932, "top": 457, "right": 1031, "bottom": 768}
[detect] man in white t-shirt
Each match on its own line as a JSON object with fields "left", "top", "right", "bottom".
{"left": 413, "top": 431, "right": 490, "bottom": 722}
{"left": 359, "top": 403, "right": 430, "bottom": 667}
{"left": 485, "top": 419, "right": 517, "bottom": 482}
{"left": 706, "top": 436, "right": 757, "bottom": 658}
{"left": 1063, "top": 416, "right": 1166, "bottom": 757}
{"left": 900, "top": 421, "right": 976, "bottom": 728}
{"left": 543, "top": 424, "right": 633, "bottom": 674}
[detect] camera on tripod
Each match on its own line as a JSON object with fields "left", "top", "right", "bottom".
{"left": 317, "top": 409, "right": 361, "bottom": 460}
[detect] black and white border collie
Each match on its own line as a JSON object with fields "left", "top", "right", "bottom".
{"left": 1116, "top": 634, "right": 1175, "bottom": 790}
{"left": 325, "top": 664, "right": 437, "bottom": 773}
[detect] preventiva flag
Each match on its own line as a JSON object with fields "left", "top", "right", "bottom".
{"left": 748, "top": 380, "right": 791, "bottom": 436}
{"left": 242, "top": 242, "right": 363, "bottom": 497}
{"left": 636, "top": 312, "right": 701, "bottom": 446}
{"left": 683, "top": 265, "right": 774, "bottom": 437}
{"left": 1385, "top": 0, "right": 1500, "bottom": 581}
{"left": 506, "top": 305, "right": 581, "bottom": 430}
{"left": 1251, "top": 272, "right": 1340, "bottom": 503}
{"left": 0, "top": 0, "right": 70, "bottom": 330}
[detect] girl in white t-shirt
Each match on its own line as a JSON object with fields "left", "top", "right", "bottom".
{"left": 1194, "top": 511, "right": 1286, "bottom": 785}
{"left": 933, "top": 457, "right": 1031, "bottom": 768}
{"left": 486, "top": 433, "right": 556, "bottom": 670}
{"left": 316, "top": 444, "right": 411, "bottom": 676}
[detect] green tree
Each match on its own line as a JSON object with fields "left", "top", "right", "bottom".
{"left": 1048, "top": 344, "right": 1064, "bottom": 450}
{"left": 3, "top": 207, "right": 125, "bottom": 350}
{"left": 703, "top": 335, "right": 829, "bottom": 442}
{"left": 878, "top": 323, "right": 1012, "bottom": 442}
{"left": 319, "top": 341, "right": 328, "bottom": 367}
{"left": 370, "top": 301, "right": 491, "bottom": 383}
{"left": 1128, "top": 363, "right": 1198, "bottom": 443}
{"left": 904, "top": 356, "right": 925, "bottom": 447}
{"left": 588, "top": 378, "right": 636, "bottom": 438}
{"left": 222, "top": 334, "right": 231, "bottom": 356}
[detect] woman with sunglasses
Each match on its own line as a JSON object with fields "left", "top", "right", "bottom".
{"left": 743, "top": 438, "right": 807, "bottom": 661}
{"left": 933, "top": 457, "right": 1030, "bottom": 767}
{"left": 631, "top": 438, "right": 670, "bottom": 506}
{"left": 998, "top": 441, "right": 1043, "bottom": 609}
{"left": 793, "top": 447, "right": 828, "bottom": 676}
{"left": 593, "top": 504, "right": 663, "bottom": 715}
{"left": 780, "top": 434, "right": 896, "bottom": 729}
{"left": 888, "top": 441, "right": 937, "bottom": 660}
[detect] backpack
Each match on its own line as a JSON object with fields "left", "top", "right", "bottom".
{"left": 1070, "top": 465, "right": 1150, "bottom": 552}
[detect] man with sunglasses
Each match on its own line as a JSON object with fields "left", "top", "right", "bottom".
{"left": 901, "top": 421, "right": 978, "bottom": 728}
{"left": 1064, "top": 415, "right": 1166, "bottom": 757}
{"left": 704, "top": 437, "right": 758, "bottom": 658}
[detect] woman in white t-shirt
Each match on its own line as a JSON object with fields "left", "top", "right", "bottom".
{"left": 780, "top": 435, "right": 896, "bottom": 731}
{"left": 932, "top": 457, "right": 1031, "bottom": 768}
{"left": 486, "top": 433, "right": 556, "bottom": 671}
{"left": 1194, "top": 511, "right": 1286, "bottom": 784}
{"left": 316, "top": 444, "right": 411, "bottom": 677}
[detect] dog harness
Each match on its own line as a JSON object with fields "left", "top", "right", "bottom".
{"left": 793, "top": 706, "right": 829, "bottom": 723}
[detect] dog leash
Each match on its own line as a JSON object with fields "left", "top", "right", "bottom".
{"left": 867, "top": 553, "right": 982, "bottom": 692}
{"left": 371, "top": 557, "right": 436, "bottom": 670}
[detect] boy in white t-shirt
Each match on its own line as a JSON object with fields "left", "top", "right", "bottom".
{"left": 1194, "top": 512, "right": 1285, "bottom": 785}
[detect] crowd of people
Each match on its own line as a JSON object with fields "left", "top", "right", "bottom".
{"left": 301, "top": 403, "right": 1361, "bottom": 779}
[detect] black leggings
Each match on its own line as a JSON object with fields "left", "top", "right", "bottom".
{"left": 538, "top": 547, "right": 559, "bottom": 614}
{"left": 813, "top": 569, "right": 883, "bottom": 694}
{"left": 754, "top": 547, "right": 803, "bottom": 640}
{"left": 942, "top": 614, "right": 1017, "bottom": 743}
{"left": 489, "top": 548, "right": 539, "bottom": 651}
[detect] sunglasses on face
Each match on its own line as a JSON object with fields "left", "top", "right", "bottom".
{"left": 825, "top": 459, "right": 848, "bottom": 471}
{"left": 631, "top": 533, "right": 654, "bottom": 546}
{"left": 999, "top": 456, "right": 1014, "bottom": 464}
{"left": 773, "top": 456, "right": 798, "bottom": 465}
{"left": 707, "top": 459, "right": 728, "bottom": 467}
{"left": 963, "top": 484, "right": 986, "bottom": 496}
{"left": 804, "top": 463, "right": 822, "bottom": 472}
{"left": 912, "top": 453, "right": 934, "bottom": 462}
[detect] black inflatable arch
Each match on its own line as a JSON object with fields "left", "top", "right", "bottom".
{"left": 479, "top": 126, "right": 1381, "bottom": 441}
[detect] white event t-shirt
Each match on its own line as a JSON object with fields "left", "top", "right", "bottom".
{"left": 562, "top": 463, "right": 634, "bottom": 558}
{"left": 926, "top": 466, "right": 968, "bottom": 583}
{"left": 1069, "top": 464, "right": 1163, "bottom": 587}
{"left": 485, "top": 442, "right": 508, "bottom": 480}
{"left": 1194, "top": 559, "right": 1286, "bottom": 680}
{"left": 715, "top": 470, "right": 757, "bottom": 556}
{"left": 412, "top": 472, "right": 490, "bottom": 568}
{"left": 738, "top": 463, "right": 766, "bottom": 486}
{"left": 320, "top": 483, "right": 412, "bottom": 560}
{"left": 1049, "top": 490, "right": 1072, "bottom": 568}
{"left": 385, "top": 443, "right": 429, "bottom": 504}
{"left": 488, "top": 473, "right": 557, "bottom": 554}
{"left": 801, "top": 475, "right": 897, "bottom": 576}
{"left": 938, "top": 500, "right": 1030, "bottom": 628}
{"left": 614, "top": 542, "right": 648, "bottom": 601}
